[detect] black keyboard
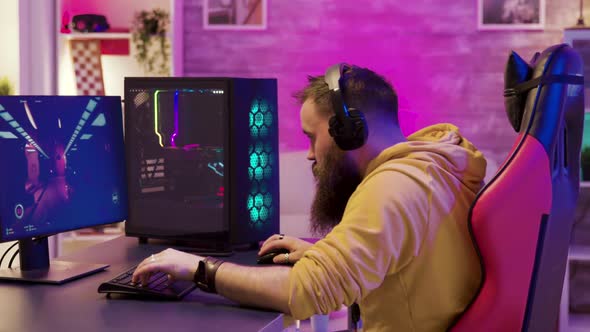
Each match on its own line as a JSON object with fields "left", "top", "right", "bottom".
{"left": 98, "top": 265, "right": 197, "bottom": 300}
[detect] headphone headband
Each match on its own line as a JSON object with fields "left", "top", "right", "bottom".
{"left": 324, "top": 63, "right": 348, "bottom": 91}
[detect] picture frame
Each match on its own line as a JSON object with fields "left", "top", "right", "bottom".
{"left": 477, "top": 0, "right": 545, "bottom": 30}
{"left": 203, "top": 0, "right": 267, "bottom": 30}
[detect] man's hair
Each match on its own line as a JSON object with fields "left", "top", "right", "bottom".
{"left": 293, "top": 65, "right": 399, "bottom": 125}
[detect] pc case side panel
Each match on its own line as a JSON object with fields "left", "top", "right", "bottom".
{"left": 124, "top": 78, "right": 230, "bottom": 244}
{"left": 230, "top": 78, "right": 279, "bottom": 245}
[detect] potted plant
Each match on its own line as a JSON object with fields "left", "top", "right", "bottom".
{"left": 0, "top": 77, "right": 14, "bottom": 95}
{"left": 582, "top": 146, "right": 590, "bottom": 182}
{"left": 131, "top": 8, "right": 170, "bottom": 75}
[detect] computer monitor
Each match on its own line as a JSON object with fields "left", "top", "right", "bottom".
{"left": 124, "top": 78, "right": 279, "bottom": 251}
{"left": 0, "top": 96, "right": 127, "bottom": 283}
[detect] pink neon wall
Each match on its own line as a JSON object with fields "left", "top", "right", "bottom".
{"left": 62, "top": 0, "right": 579, "bottom": 164}
{"left": 180, "top": 0, "right": 577, "bottom": 165}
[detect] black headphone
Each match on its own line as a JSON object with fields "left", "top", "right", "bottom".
{"left": 324, "top": 63, "right": 368, "bottom": 151}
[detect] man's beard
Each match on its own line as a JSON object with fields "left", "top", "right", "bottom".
{"left": 310, "top": 144, "right": 362, "bottom": 237}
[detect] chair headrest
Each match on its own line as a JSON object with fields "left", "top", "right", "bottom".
{"left": 503, "top": 51, "right": 534, "bottom": 132}
{"left": 503, "top": 44, "right": 584, "bottom": 134}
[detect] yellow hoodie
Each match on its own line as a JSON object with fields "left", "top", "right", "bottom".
{"left": 288, "top": 124, "right": 487, "bottom": 331}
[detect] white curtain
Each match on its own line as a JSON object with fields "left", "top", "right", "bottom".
{"left": 19, "top": 0, "right": 57, "bottom": 95}
{"left": 17, "top": 0, "right": 58, "bottom": 258}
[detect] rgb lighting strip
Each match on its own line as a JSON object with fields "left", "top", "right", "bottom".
{"left": 170, "top": 91, "right": 179, "bottom": 146}
{"left": 153, "top": 90, "right": 165, "bottom": 147}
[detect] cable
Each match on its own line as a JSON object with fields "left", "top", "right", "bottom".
{"left": 0, "top": 242, "right": 18, "bottom": 267}
{"left": 8, "top": 249, "right": 19, "bottom": 269}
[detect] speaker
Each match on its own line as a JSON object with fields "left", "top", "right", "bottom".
{"left": 70, "top": 14, "right": 110, "bottom": 33}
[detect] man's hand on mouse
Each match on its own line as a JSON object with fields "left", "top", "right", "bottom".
{"left": 258, "top": 234, "right": 314, "bottom": 265}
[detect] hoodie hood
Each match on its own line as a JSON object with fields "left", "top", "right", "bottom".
{"left": 365, "top": 123, "right": 487, "bottom": 194}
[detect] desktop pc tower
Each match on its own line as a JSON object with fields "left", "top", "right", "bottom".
{"left": 124, "top": 77, "right": 279, "bottom": 250}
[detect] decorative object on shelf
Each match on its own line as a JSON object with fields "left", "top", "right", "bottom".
{"left": 204, "top": 0, "right": 267, "bottom": 30}
{"left": 583, "top": 146, "right": 590, "bottom": 181}
{"left": 131, "top": 8, "right": 170, "bottom": 76}
{"left": 61, "top": 11, "right": 71, "bottom": 33}
{"left": 70, "top": 14, "right": 110, "bottom": 33}
{"left": 0, "top": 77, "right": 14, "bottom": 95}
{"left": 69, "top": 40, "right": 105, "bottom": 96}
{"left": 477, "top": 0, "right": 545, "bottom": 30}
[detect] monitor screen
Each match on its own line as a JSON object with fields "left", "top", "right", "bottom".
{"left": 0, "top": 96, "right": 127, "bottom": 242}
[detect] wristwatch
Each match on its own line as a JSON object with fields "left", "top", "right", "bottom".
{"left": 193, "top": 257, "right": 224, "bottom": 293}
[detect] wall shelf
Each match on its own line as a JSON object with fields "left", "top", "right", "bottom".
{"left": 62, "top": 32, "right": 131, "bottom": 40}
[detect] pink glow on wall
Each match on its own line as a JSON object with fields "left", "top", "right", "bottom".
{"left": 181, "top": 0, "right": 578, "bottom": 161}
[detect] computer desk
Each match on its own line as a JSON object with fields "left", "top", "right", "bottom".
{"left": 0, "top": 236, "right": 284, "bottom": 332}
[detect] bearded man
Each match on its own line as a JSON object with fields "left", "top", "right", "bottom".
{"left": 132, "top": 64, "right": 487, "bottom": 331}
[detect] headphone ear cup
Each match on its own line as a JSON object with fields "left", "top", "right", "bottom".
{"left": 328, "top": 115, "right": 343, "bottom": 139}
{"left": 348, "top": 109, "right": 369, "bottom": 147}
{"left": 328, "top": 109, "right": 368, "bottom": 151}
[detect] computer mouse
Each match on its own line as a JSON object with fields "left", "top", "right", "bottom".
{"left": 257, "top": 248, "right": 290, "bottom": 265}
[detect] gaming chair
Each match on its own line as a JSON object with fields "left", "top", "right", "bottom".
{"left": 451, "top": 44, "right": 585, "bottom": 331}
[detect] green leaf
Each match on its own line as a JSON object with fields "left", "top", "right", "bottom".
{"left": 130, "top": 8, "right": 171, "bottom": 76}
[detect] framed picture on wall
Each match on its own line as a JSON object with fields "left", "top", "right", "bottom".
{"left": 478, "top": 0, "right": 545, "bottom": 30}
{"left": 203, "top": 0, "right": 267, "bottom": 30}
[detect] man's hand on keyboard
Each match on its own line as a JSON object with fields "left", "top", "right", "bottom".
{"left": 132, "top": 248, "right": 202, "bottom": 286}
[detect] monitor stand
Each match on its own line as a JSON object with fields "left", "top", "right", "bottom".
{"left": 0, "top": 237, "right": 109, "bottom": 284}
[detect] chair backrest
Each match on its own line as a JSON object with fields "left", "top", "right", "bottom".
{"left": 451, "top": 44, "right": 585, "bottom": 331}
